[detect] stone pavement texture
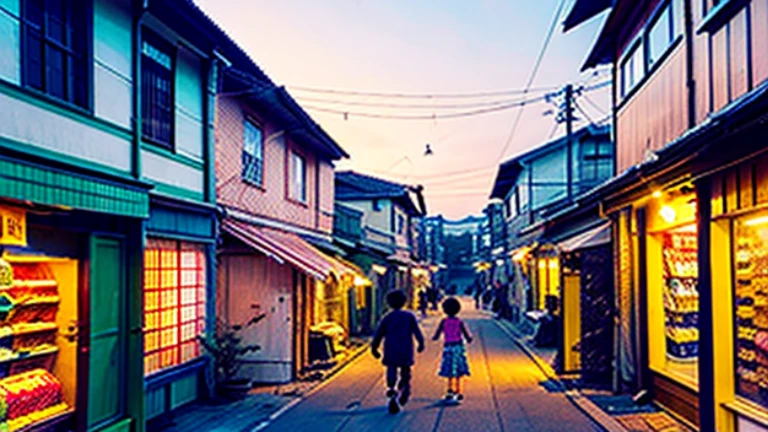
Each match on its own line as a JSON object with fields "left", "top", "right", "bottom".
{"left": 260, "top": 300, "right": 603, "bottom": 432}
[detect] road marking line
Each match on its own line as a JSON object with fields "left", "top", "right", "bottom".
{"left": 250, "top": 344, "right": 370, "bottom": 432}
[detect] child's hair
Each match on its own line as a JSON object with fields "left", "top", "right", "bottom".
{"left": 386, "top": 290, "right": 407, "bottom": 310}
{"left": 442, "top": 297, "right": 461, "bottom": 317}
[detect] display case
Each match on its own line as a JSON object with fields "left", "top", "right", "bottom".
{"left": 0, "top": 255, "right": 75, "bottom": 431}
{"left": 734, "top": 214, "right": 768, "bottom": 407}
{"left": 662, "top": 230, "right": 699, "bottom": 361}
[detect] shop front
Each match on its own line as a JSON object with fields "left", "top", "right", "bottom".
{"left": 641, "top": 185, "right": 701, "bottom": 426}
{"left": 142, "top": 199, "right": 217, "bottom": 422}
{"left": 219, "top": 219, "right": 363, "bottom": 383}
{"left": 0, "top": 156, "right": 150, "bottom": 432}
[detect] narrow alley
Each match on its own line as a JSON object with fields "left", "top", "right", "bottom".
{"left": 258, "top": 301, "right": 601, "bottom": 432}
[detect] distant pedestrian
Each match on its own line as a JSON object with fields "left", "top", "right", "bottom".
{"left": 372, "top": 290, "right": 425, "bottom": 414}
{"left": 418, "top": 288, "right": 428, "bottom": 318}
{"left": 432, "top": 297, "right": 472, "bottom": 402}
{"left": 473, "top": 284, "right": 481, "bottom": 310}
{"left": 428, "top": 287, "right": 439, "bottom": 311}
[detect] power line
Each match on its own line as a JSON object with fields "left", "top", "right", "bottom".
{"left": 286, "top": 84, "right": 561, "bottom": 99}
{"left": 573, "top": 99, "right": 596, "bottom": 125}
{"left": 496, "top": 0, "right": 568, "bottom": 162}
{"left": 292, "top": 95, "right": 541, "bottom": 110}
{"left": 580, "top": 91, "right": 609, "bottom": 116}
{"left": 302, "top": 94, "right": 548, "bottom": 120}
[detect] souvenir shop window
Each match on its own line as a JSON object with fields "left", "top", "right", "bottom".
{"left": 144, "top": 239, "right": 206, "bottom": 376}
{"left": 659, "top": 225, "right": 699, "bottom": 381}
{"left": 733, "top": 211, "right": 768, "bottom": 407}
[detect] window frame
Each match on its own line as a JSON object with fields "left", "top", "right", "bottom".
{"left": 242, "top": 117, "right": 265, "bottom": 187}
{"left": 618, "top": 0, "right": 684, "bottom": 104}
{"left": 288, "top": 151, "right": 307, "bottom": 204}
{"left": 143, "top": 239, "right": 207, "bottom": 377}
{"left": 19, "top": 0, "right": 93, "bottom": 112}
{"left": 140, "top": 28, "right": 176, "bottom": 150}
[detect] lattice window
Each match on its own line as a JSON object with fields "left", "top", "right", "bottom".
{"left": 144, "top": 239, "right": 206, "bottom": 376}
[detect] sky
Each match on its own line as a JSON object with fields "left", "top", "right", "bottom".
{"left": 195, "top": 0, "right": 610, "bottom": 219}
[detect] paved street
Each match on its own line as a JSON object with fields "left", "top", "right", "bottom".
{"left": 261, "top": 300, "right": 602, "bottom": 432}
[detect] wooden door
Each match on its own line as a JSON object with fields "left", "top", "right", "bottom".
{"left": 87, "top": 236, "right": 126, "bottom": 429}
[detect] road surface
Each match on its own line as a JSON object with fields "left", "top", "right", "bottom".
{"left": 261, "top": 300, "right": 602, "bottom": 432}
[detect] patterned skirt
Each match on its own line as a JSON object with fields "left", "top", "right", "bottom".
{"left": 438, "top": 343, "right": 470, "bottom": 378}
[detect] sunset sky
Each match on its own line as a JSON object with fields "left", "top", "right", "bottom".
{"left": 195, "top": 0, "right": 610, "bottom": 219}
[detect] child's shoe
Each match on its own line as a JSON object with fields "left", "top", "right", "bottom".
{"left": 454, "top": 394, "right": 464, "bottom": 402}
{"left": 398, "top": 390, "right": 410, "bottom": 406}
{"left": 388, "top": 397, "right": 400, "bottom": 414}
{"left": 444, "top": 391, "right": 455, "bottom": 400}
{"left": 386, "top": 388, "right": 397, "bottom": 398}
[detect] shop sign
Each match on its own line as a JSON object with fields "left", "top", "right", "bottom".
{"left": 0, "top": 206, "right": 26, "bottom": 247}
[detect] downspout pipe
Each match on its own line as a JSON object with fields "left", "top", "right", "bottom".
{"left": 132, "top": 0, "right": 149, "bottom": 179}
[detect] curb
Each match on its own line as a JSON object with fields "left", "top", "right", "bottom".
{"left": 250, "top": 342, "right": 370, "bottom": 432}
{"left": 493, "top": 319, "right": 627, "bottom": 432}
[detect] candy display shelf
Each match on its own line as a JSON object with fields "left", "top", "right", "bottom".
{"left": 0, "top": 346, "right": 58, "bottom": 365}
{"left": 8, "top": 280, "right": 57, "bottom": 290}
{"left": 14, "top": 408, "right": 74, "bottom": 432}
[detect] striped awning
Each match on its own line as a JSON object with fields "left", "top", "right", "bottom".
{"left": 222, "top": 219, "right": 354, "bottom": 281}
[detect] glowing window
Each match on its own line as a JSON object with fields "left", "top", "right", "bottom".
{"left": 144, "top": 239, "right": 207, "bottom": 376}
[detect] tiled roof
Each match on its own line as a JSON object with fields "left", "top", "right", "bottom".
{"left": 335, "top": 171, "right": 426, "bottom": 216}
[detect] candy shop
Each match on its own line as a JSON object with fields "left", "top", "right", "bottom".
{"left": 0, "top": 155, "right": 151, "bottom": 432}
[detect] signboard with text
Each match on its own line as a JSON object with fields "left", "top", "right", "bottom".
{"left": 0, "top": 206, "right": 26, "bottom": 247}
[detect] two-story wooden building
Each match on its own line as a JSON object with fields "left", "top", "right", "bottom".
{"left": 490, "top": 124, "right": 613, "bottom": 320}
{"left": 334, "top": 171, "right": 427, "bottom": 313}
{"left": 568, "top": 0, "right": 768, "bottom": 429}
{"left": 214, "top": 67, "right": 366, "bottom": 383}
{"left": 0, "top": 0, "right": 244, "bottom": 430}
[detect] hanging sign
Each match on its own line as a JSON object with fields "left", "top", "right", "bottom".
{"left": 0, "top": 206, "right": 26, "bottom": 247}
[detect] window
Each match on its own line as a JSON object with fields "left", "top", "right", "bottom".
{"left": 581, "top": 141, "right": 613, "bottom": 184}
{"left": 620, "top": 42, "right": 645, "bottom": 98}
{"left": 373, "top": 200, "right": 382, "bottom": 211}
{"left": 507, "top": 189, "right": 518, "bottom": 219}
{"left": 141, "top": 31, "right": 174, "bottom": 148}
{"left": 290, "top": 152, "right": 307, "bottom": 202}
{"left": 397, "top": 214, "right": 405, "bottom": 235}
{"left": 648, "top": 7, "right": 672, "bottom": 67}
{"left": 144, "top": 239, "right": 206, "bottom": 376}
{"left": 21, "top": 0, "right": 88, "bottom": 108}
{"left": 242, "top": 120, "right": 264, "bottom": 186}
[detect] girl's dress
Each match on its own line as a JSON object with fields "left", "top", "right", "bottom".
{"left": 438, "top": 317, "right": 470, "bottom": 378}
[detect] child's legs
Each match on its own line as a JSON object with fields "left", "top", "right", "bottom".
{"left": 446, "top": 377, "right": 455, "bottom": 392}
{"left": 386, "top": 366, "right": 398, "bottom": 390}
{"left": 398, "top": 366, "right": 412, "bottom": 401}
{"left": 455, "top": 377, "right": 462, "bottom": 394}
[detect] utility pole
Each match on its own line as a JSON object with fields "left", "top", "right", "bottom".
{"left": 563, "top": 84, "right": 575, "bottom": 200}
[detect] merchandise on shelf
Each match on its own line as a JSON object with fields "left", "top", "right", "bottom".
{"left": 662, "top": 231, "right": 699, "bottom": 361}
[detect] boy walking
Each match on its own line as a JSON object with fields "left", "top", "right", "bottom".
{"left": 372, "top": 290, "right": 425, "bottom": 414}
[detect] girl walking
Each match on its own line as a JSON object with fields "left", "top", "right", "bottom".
{"left": 432, "top": 297, "right": 472, "bottom": 401}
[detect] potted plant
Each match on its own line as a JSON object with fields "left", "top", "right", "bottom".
{"left": 200, "top": 310, "right": 266, "bottom": 400}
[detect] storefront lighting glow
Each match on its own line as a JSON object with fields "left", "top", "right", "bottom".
{"left": 353, "top": 275, "right": 370, "bottom": 286}
{"left": 744, "top": 215, "right": 768, "bottom": 227}
{"left": 371, "top": 264, "right": 387, "bottom": 275}
{"left": 538, "top": 261, "right": 546, "bottom": 269}
{"left": 660, "top": 205, "right": 677, "bottom": 223}
{"left": 652, "top": 190, "right": 663, "bottom": 198}
{"left": 548, "top": 260, "right": 558, "bottom": 269}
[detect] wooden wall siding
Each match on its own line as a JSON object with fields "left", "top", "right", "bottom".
{"left": 694, "top": 3, "right": 754, "bottom": 123}
{"left": 730, "top": 10, "right": 750, "bottom": 99}
{"left": 693, "top": 0, "right": 712, "bottom": 124}
{"left": 752, "top": 0, "right": 768, "bottom": 86}
{"left": 215, "top": 96, "right": 334, "bottom": 236}
{"left": 711, "top": 155, "right": 768, "bottom": 216}
{"left": 616, "top": 46, "right": 688, "bottom": 173}
{"left": 652, "top": 372, "right": 700, "bottom": 427}
{"left": 711, "top": 27, "right": 730, "bottom": 113}
{"left": 616, "top": 0, "right": 664, "bottom": 56}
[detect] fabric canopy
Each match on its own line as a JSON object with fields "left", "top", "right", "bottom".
{"left": 556, "top": 223, "right": 611, "bottom": 252}
{"left": 223, "top": 219, "right": 354, "bottom": 281}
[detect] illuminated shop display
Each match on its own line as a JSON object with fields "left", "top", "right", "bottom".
{"left": 661, "top": 227, "right": 699, "bottom": 361}
{"left": 734, "top": 212, "right": 768, "bottom": 407}
{"left": 144, "top": 239, "right": 206, "bottom": 376}
{"left": 0, "top": 255, "right": 75, "bottom": 431}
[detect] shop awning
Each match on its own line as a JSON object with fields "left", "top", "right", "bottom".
{"left": 557, "top": 223, "right": 611, "bottom": 252}
{"left": 222, "top": 219, "right": 354, "bottom": 281}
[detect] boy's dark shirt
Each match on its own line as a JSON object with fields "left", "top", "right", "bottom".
{"left": 372, "top": 309, "right": 425, "bottom": 367}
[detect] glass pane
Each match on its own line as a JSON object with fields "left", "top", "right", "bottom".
{"left": 46, "top": 46, "right": 65, "bottom": 99}
{"left": 648, "top": 6, "right": 672, "bottom": 67}
{"left": 25, "top": 0, "right": 44, "bottom": 28}
{"left": 734, "top": 212, "right": 768, "bottom": 407}
{"left": 24, "top": 31, "right": 43, "bottom": 90}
